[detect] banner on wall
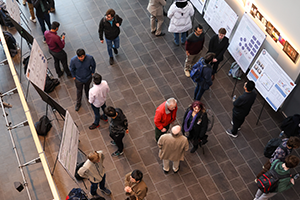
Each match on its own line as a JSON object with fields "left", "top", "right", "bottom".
{"left": 190, "top": 0, "right": 207, "bottom": 15}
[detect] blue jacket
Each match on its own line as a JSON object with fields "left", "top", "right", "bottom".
{"left": 194, "top": 59, "right": 213, "bottom": 90}
{"left": 69, "top": 54, "right": 96, "bottom": 83}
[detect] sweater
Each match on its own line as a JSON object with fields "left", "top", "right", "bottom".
{"left": 185, "top": 32, "right": 205, "bottom": 55}
{"left": 69, "top": 54, "right": 96, "bottom": 83}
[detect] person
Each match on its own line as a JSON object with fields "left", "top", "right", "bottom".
{"left": 33, "top": 0, "right": 51, "bottom": 43}
{"left": 158, "top": 125, "right": 189, "bottom": 173}
{"left": 207, "top": 28, "right": 229, "bottom": 78}
{"left": 154, "top": 98, "right": 178, "bottom": 141}
{"left": 104, "top": 106, "right": 128, "bottom": 157}
{"left": 147, "top": 0, "right": 166, "bottom": 37}
{"left": 49, "top": 0, "right": 55, "bottom": 12}
{"left": 23, "top": 0, "right": 37, "bottom": 23}
{"left": 124, "top": 170, "right": 148, "bottom": 200}
{"left": 193, "top": 52, "right": 216, "bottom": 101}
{"left": 226, "top": 80, "right": 257, "bottom": 138}
{"left": 69, "top": 49, "right": 96, "bottom": 111}
{"left": 44, "top": 21, "right": 71, "bottom": 77}
{"left": 256, "top": 136, "right": 300, "bottom": 181}
{"left": 184, "top": 25, "right": 205, "bottom": 77}
{"left": 98, "top": 9, "right": 123, "bottom": 65}
{"left": 182, "top": 101, "right": 208, "bottom": 153}
{"left": 167, "top": 0, "right": 194, "bottom": 46}
{"left": 254, "top": 155, "right": 300, "bottom": 200}
{"left": 78, "top": 151, "right": 111, "bottom": 198}
{"left": 88, "top": 73, "right": 110, "bottom": 130}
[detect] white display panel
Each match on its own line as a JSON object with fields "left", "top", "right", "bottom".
{"left": 190, "top": 0, "right": 207, "bottom": 14}
{"left": 203, "top": 0, "right": 238, "bottom": 37}
{"left": 58, "top": 111, "right": 79, "bottom": 177}
{"left": 6, "top": 0, "right": 20, "bottom": 24}
{"left": 228, "top": 13, "right": 266, "bottom": 73}
{"left": 247, "top": 49, "right": 296, "bottom": 111}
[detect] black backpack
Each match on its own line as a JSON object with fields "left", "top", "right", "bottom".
{"left": 0, "top": 8, "right": 14, "bottom": 27}
{"left": 44, "top": 75, "right": 60, "bottom": 93}
{"left": 74, "top": 162, "right": 85, "bottom": 181}
{"left": 34, "top": 115, "right": 52, "bottom": 136}
{"left": 257, "top": 160, "right": 291, "bottom": 193}
{"left": 3, "top": 31, "right": 17, "bottom": 57}
{"left": 263, "top": 138, "right": 288, "bottom": 158}
{"left": 66, "top": 188, "right": 89, "bottom": 200}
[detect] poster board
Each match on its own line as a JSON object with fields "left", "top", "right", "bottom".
{"left": 247, "top": 49, "right": 296, "bottom": 111}
{"left": 5, "top": 0, "right": 20, "bottom": 24}
{"left": 58, "top": 110, "right": 79, "bottom": 177}
{"left": 26, "top": 39, "right": 47, "bottom": 90}
{"left": 203, "top": 0, "right": 238, "bottom": 37}
{"left": 190, "top": 0, "right": 207, "bottom": 15}
{"left": 228, "top": 13, "right": 266, "bottom": 73}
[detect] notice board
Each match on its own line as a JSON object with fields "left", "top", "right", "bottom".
{"left": 190, "top": 0, "right": 207, "bottom": 14}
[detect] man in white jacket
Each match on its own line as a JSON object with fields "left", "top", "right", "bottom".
{"left": 147, "top": 0, "right": 166, "bottom": 36}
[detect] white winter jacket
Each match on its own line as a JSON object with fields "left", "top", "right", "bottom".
{"left": 167, "top": 1, "right": 194, "bottom": 33}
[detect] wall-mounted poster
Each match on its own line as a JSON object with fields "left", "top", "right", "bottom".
{"left": 283, "top": 41, "right": 299, "bottom": 63}
{"left": 190, "top": 0, "right": 207, "bottom": 15}
{"left": 247, "top": 49, "right": 296, "bottom": 111}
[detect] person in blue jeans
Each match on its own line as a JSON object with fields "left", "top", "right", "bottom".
{"left": 98, "top": 9, "right": 123, "bottom": 65}
{"left": 88, "top": 73, "right": 110, "bottom": 130}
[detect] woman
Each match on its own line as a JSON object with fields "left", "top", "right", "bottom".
{"left": 182, "top": 101, "right": 208, "bottom": 153}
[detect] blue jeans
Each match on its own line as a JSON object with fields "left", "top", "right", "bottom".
{"left": 37, "top": 13, "right": 51, "bottom": 35}
{"left": 90, "top": 174, "right": 107, "bottom": 195}
{"left": 91, "top": 103, "right": 107, "bottom": 125}
{"left": 194, "top": 82, "right": 205, "bottom": 100}
{"left": 174, "top": 32, "right": 186, "bottom": 45}
{"left": 105, "top": 36, "right": 120, "bottom": 58}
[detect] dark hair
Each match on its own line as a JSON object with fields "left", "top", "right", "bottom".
{"left": 93, "top": 73, "right": 102, "bottom": 85}
{"left": 246, "top": 81, "right": 255, "bottom": 91}
{"left": 76, "top": 49, "right": 86, "bottom": 57}
{"left": 131, "top": 170, "right": 143, "bottom": 182}
{"left": 106, "top": 9, "right": 115, "bottom": 18}
{"left": 104, "top": 106, "right": 116, "bottom": 117}
{"left": 218, "top": 28, "right": 226, "bottom": 35}
{"left": 194, "top": 24, "right": 203, "bottom": 31}
{"left": 51, "top": 21, "right": 60, "bottom": 30}
{"left": 285, "top": 155, "right": 300, "bottom": 168}
{"left": 189, "top": 101, "right": 204, "bottom": 111}
{"left": 287, "top": 136, "right": 300, "bottom": 149}
{"left": 203, "top": 52, "right": 215, "bottom": 64}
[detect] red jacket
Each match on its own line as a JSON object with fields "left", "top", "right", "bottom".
{"left": 154, "top": 101, "right": 177, "bottom": 130}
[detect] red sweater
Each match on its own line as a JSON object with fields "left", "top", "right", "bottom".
{"left": 154, "top": 101, "right": 177, "bottom": 130}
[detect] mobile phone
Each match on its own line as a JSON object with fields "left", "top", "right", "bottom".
{"left": 61, "top": 32, "right": 65, "bottom": 37}
{"left": 294, "top": 173, "right": 299, "bottom": 180}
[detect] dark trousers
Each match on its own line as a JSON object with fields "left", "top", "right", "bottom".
{"left": 90, "top": 173, "right": 106, "bottom": 195}
{"left": 91, "top": 103, "right": 107, "bottom": 125}
{"left": 155, "top": 124, "right": 170, "bottom": 141}
{"left": 49, "top": 49, "right": 71, "bottom": 76}
{"left": 231, "top": 113, "right": 245, "bottom": 135}
{"left": 211, "top": 60, "right": 221, "bottom": 75}
{"left": 37, "top": 13, "right": 51, "bottom": 35}
{"left": 49, "top": 0, "right": 55, "bottom": 8}
{"left": 75, "top": 77, "right": 92, "bottom": 106}
{"left": 194, "top": 82, "right": 206, "bottom": 100}
{"left": 110, "top": 131, "right": 125, "bottom": 152}
{"left": 256, "top": 160, "right": 271, "bottom": 179}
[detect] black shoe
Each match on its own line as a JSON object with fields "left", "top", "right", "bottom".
{"left": 174, "top": 166, "right": 180, "bottom": 173}
{"left": 163, "top": 169, "right": 169, "bottom": 174}
{"left": 109, "top": 57, "right": 114, "bottom": 65}
{"left": 190, "top": 147, "right": 197, "bottom": 153}
{"left": 113, "top": 48, "right": 118, "bottom": 54}
{"left": 75, "top": 104, "right": 81, "bottom": 111}
{"left": 89, "top": 123, "right": 100, "bottom": 130}
{"left": 58, "top": 73, "right": 63, "bottom": 78}
{"left": 151, "top": 30, "right": 156, "bottom": 34}
{"left": 156, "top": 32, "right": 165, "bottom": 37}
{"left": 163, "top": 10, "right": 167, "bottom": 16}
{"left": 111, "top": 151, "right": 124, "bottom": 157}
{"left": 101, "top": 188, "right": 111, "bottom": 196}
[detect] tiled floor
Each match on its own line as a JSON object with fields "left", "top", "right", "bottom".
{"left": 1, "top": 0, "right": 300, "bottom": 199}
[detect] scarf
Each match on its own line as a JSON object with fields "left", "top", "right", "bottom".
{"left": 184, "top": 110, "right": 199, "bottom": 132}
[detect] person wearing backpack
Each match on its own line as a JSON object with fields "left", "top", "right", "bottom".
{"left": 254, "top": 155, "right": 299, "bottom": 200}
{"left": 182, "top": 101, "right": 208, "bottom": 153}
{"left": 193, "top": 52, "right": 215, "bottom": 101}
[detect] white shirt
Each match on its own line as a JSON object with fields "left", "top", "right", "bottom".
{"left": 88, "top": 80, "right": 110, "bottom": 107}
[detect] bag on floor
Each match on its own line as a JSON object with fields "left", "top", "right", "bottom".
{"left": 66, "top": 188, "right": 89, "bottom": 200}
{"left": 263, "top": 138, "right": 288, "bottom": 158}
{"left": 228, "top": 62, "right": 242, "bottom": 80}
{"left": 34, "top": 115, "right": 52, "bottom": 136}
{"left": 206, "top": 108, "right": 214, "bottom": 132}
{"left": 190, "top": 58, "right": 205, "bottom": 83}
{"left": 44, "top": 74, "right": 60, "bottom": 93}
{"left": 280, "top": 114, "right": 300, "bottom": 137}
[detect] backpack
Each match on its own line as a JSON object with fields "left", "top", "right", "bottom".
{"left": 257, "top": 160, "right": 291, "bottom": 193}
{"left": 65, "top": 188, "right": 89, "bottom": 200}
{"left": 34, "top": 115, "right": 52, "bottom": 136}
{"left": 263, "top": 138, "right": 288, "bottom": 158}
{"left": 280, "top": 114, "right": 300, "bottom": 137}
{"left": 205, "top": 109, "right": 214, "bottom": 132}
{"left": 44, "top": 75, "right": 60, "bottom": 93}
{"left": 74, "top": 162, "right": 85, "bottom": 181}
{"left": 3, "top": 31, "right": 17, "bottom": 57}
{"left": 190, "top": 58, "right": 205, "bottom": 83}
{"left": 228, "top": 62, "right": 242, "bottom": 80}
{"left": 0, "top": 8, "right": 13, "bottom": 27}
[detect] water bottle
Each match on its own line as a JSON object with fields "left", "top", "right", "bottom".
{"left": 228, "top": 69, "right": 232, "bottom": 76}
{"left": 232, "top": 95, "right": 236, "bottom": 102}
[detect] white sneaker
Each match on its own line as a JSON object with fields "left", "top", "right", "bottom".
{"left": 22, "top": 0, "right": 26, "bottom": 5}
{"left": 226, "top": 129, "right": 238, "bottom": 138}
{"left": 30, "top": 17, "right": 36, "bottom": 23}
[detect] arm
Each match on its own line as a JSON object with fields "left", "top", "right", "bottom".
{"left": 69, "top": 59, "right": 76, "bottom": 78}
{"left": 115, "top": 15, "right": 123, "bottom": 27}
{"left": 182, "top": 108, "right": 189, "bottom": 133}
{"left": 215, "top": 37, "right": 229, "bottom": 61}
{"left": 98, "top": 18, "right": 104, "bottom": 42}
{"left": 56, "top": 36, "right": 65, "bottom": 49}
{"left": 157, "top": 137, "right": 163, "bottom": 149}
{"left": 170, "top": 106, "right": 178, "bottom": 123}
{"left": 199, "top": 113, "right": 208, "bottom": 138}
{"left": 188, "top": 3, "right": 194, "bottom": 16}
{"left": 90, "top": 56, "right": 96, "bottom": 74}
{"left": 77, "top": 166, "right": 89, "bottom": 179}
{"left": 208, "top": 35, "right": 216, "bottom": 53}
{"left": 88, "top": 90, "right": 95, "bottom": 104}
{"left": 154, "top": 109, "right": 164, "bottom": 130}
{"left": 167, "top": 4, "right": 175, "bottom": 19}
{"left": 159, "top": 0, "right": 166, "bottom": 6}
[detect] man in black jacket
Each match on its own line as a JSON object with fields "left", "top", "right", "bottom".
{"left": 33, "top": 0, "right": 51, "bottom": 43}
{"left": 98, "top": 9, "right": 123, "bottom": 65}
{"left": 226, "top": 80, "right": 257, "bottom": 138}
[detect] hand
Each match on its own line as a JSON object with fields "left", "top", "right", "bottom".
{"left": 62, "top": 35, "right": 65, "bottom": 40}
{"left": 161, "top": 128, "right": 166, "bottom": 132}
{"left": 291, "top": 178, "right": 295, "bottom": 185}
{"left": 126, "top": 129, "right": 129, "bottom": 134}
{"left": 124, "top": 186, "right": 132, "bottom": 193}
{"left": 186, "top": 51, "right": 190, "bottom": 56}
{"left": 73, "top": 77, "right": 76, "bottom": 80}
{"left": 116, "top": 23, "right": 120, "bottom": 27}
{"left": 100, "top": 40, "right": 104, "bottom": 43}
{"left": 213, "top": 58, "right": 217, "bottom": 62}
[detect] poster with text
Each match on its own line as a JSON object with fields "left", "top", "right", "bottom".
{"left": 203, "top": 0, "right": 238, "bottom": 37}
{"left": 6, "top": 0, "right": 20, "bottom": 24}
{"left": 190, "top": 0, "right": 207, "bottom": 14}
{"left": 228, "top": 13, "right": 266, "bottom": 73}
{"left": 26, "top": 39, "right": 47, "bottom": 90}
{"left": 58, "top": 111, "right": 79, "bottom": 177}
{"left": 247, "top": 49, "right": 296, "bottom": 111}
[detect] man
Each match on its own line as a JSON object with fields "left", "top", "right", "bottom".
{"left": 124, "top": 170, "right": 148, "bottom": 200}
{"left": 69, "top": 49, "right": 96, "bottom": 111}
{"left": 33, "top": 0, "right": 51, "bottom": 43}
{"left": 184, "top": 24, "right": 205, "bottom": 77}
{"left": 78, "top": 151, "right": 111, "bottom": 198}
{"left": 154, "top": 98, "right": 178, "bottom": 141}
{"left": 88, "top": 73, "right": 110, "bottom": 130}
{"left": 207, "top": 28, "right": 229, "bottom": 78}
{"left": 158, "top": 125, "right": 189, "bottom": 174}
{"left": 104, "top": 106, "right": 128, "bottom": 157}
{"left": 254, "top": 155, "right": 300, "bottom": 200}
{"left": 23, "top": 0, "right": 37, "bottom": 23}
{"left": 98, "top": 9, "right": 123, "bottom": 65}
{"left": 44, "top": 21, "right": 71, "bottom": 77}
{"left": 147, "top": 0, "right": 166, "bottom": 37}
{"left": 226, "top": 80, "right": 257, "bottom": 138}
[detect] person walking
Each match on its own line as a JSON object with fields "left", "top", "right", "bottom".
{"left": 147, "top": 0, "right": 166, "bottom": 37}
{"left": 33, "top": 0, "right": 51, "bottom": 42}
{"left": 23, "top": 0, "right": 37, "bottom": 23}
{"left": 124, "top": 170, "right": 148, "bottom": 200}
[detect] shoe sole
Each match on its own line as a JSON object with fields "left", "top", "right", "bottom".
{"left": 226, "top": 130, "right": 238, "bottom": 138}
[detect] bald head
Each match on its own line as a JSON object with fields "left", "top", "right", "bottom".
{"left": 171, "top": 125, "right": 181, "bottom": 135}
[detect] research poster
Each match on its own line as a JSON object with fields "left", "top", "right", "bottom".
{"left": 26, "top": 39, "right": 47, "bottom": 90}
{"left": 228, "top": 13, "right": 266, "bottom": 73}
{"left": 190, "top": 0, "right": 207, "bottom": 14}
{"left": 203, "top": 0, "right": 238, "bottom": 37}
{"left": 58, "top": 111, "right": 79, "bottom": 177}
{"left": 247, "top": 49, "right": 296, "bottom": 111}
{"left": 5, "top": 0, "right": 20, "bottom": 24}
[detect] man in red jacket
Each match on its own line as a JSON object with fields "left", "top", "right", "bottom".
{"left": 154, "top": 98, "right": 178, "bottom": 141}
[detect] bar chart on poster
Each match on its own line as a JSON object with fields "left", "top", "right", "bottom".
{"left": 228, "top": 13, "right": 266, "bottom": 73}
{"left": 190, "top": 0, "right": 207, "bottom": 14}
{"left": 203, "top": 0, "right": 238, "bottom": 37}
{"left": 247, "top": 49, "right": 296, "bottom": 111}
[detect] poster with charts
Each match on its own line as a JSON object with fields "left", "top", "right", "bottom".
{"left": 26, "top": 39, "right": 47, "bottom": 90}
{"left": 190, "top": 0, "right": 207, "bottom": 14}
{"left": 6, "top": 0, "right": 20, "bottom": 24}
{"left": 228, "top": 13, "right": 266, "bottom": 73}
{"left": 247, "top": 49, "right": 296, "bottom": 111}
{"left": 58, "top": 111, "right": 79, "bottom": 177}
{"left": 203, "top": 0, "right": 238, "bottom": 37}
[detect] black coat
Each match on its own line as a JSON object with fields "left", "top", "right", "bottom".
{"left": 98, "top": 15, "right": 123, "bottom": 41}
{"left": 33, "top": 0, "right": 50, "bottom": 18}
{"left": 207, "top": 34, "right": 229, "bottom": 62}
{"left": 233, "top": 91, "right": 257, "bottom": 118}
